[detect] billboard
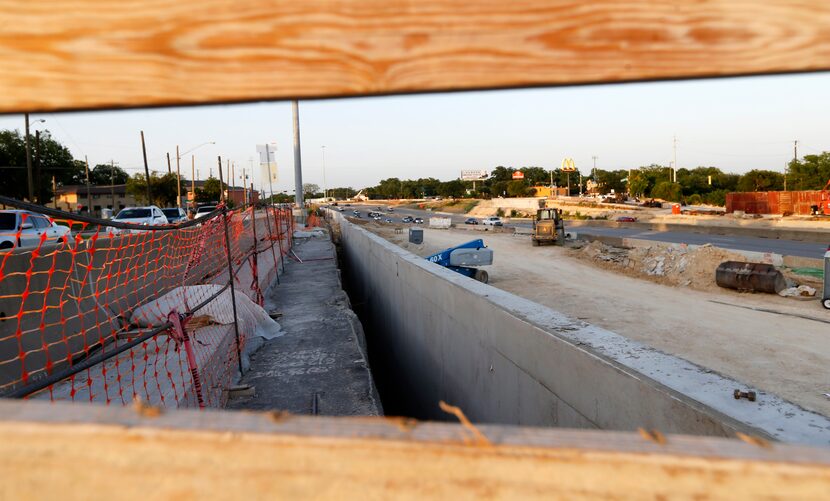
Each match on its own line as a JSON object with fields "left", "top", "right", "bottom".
{"left": 511, "top": 171, "right": 524, "bottom": 180}
{"left": 461, "top": 169, "right": 489, "bottom": 181}
{"left": 561, "top": 158, "right": 577, "bottom": 172}
{"left": 256, "top": 144, "right": 278, "bottom": 184}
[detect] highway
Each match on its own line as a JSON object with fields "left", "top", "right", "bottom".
{"left": 349, "top": 204, "right": 829, "bottom": 260}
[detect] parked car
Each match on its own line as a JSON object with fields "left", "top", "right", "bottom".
{"left": 112, "top": 206, "right": 169, "bottom": 233}
{"left": 401, "top": 216, "right": 413, "bottom": 223}
{"left": 413, "top": 217, "right": 424, "bottom": 224}
{"left": 194, "top": 205, "right": 218, "bottom": 219}
{"left": 0, "top": 210, "right": 71, "bottom": 250}
{"left": 464, "top": 218, "right": 479, "bottom": 225}
{"left": 482, "top": 216, "right": 503, "bottom": 226}
{"left": 616, "top": 216, "right": 638, "bottom": 223}
{"left": 162, "top": 207, "right": 187, "bottom": 223}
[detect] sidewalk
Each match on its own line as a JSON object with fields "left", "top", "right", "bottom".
{"left": 227, "top": 231, "right": 381, "bottom": 416}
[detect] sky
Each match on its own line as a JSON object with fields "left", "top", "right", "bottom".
{"left": 0, "top": 72, "right": 828, "bottom": 194}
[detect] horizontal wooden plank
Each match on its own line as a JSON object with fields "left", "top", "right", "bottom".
{"left": 1, "top": 400, "right": 829, "bottom": 498}
{"left": 0, "top": 0, "right": 829, "bottom": 112}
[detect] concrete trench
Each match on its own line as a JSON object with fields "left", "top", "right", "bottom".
{"left": 329, "top": 211, "right": 830, "bottom": 445}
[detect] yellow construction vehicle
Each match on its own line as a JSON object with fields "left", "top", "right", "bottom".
{"left": 531, "top": 208, "right": 564, "bottom": 246}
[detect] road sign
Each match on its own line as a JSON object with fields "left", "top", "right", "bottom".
{"left": 561, "top": 158, "right": 577, "bottom": 172}
{"left": 512, "top": 171, "right": 524, "bottom": 180}
{"left": 461, "top": 169, "right": 489, "bottom": 181}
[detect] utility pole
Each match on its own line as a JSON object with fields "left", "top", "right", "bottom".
{"left": 167, "top": 152, "right": 172, "bottom": 174}
{"left": 140, "top": 131, "right": 152, "bottom": 204}
{"left": 321, "top": 145, "right": 327, "bottom": 200}
{"left": 592, "top": 155, "right": 597, "bottom": 178}
{"left": 242, "top": 167, "right": 247, "bottom": 205}
{"left": 84, "top": 156, "right": 92, "bottom": 214}
{"left": 226, "top": 159, "right": 231, "bottom": 202}
{"left": 217, "top": 156, "right": 225, "bottom": 203}
{"left": 34, "top": 130, "right": 41, "bottom": 204}
{"left": 110, "top": 160, "right": 116, "bottom": 210}
{"left": 673, "top": 135, "right": 678, "bottom": 183}
{"left": 231, "top": 161, "right": 236, "bottom": 206}
{"left": 191, "top": 155, "right": 196, "bottom": 210}
{"left": 176, "top": 145, "right": 182, "bottom": 207}
{"left": 24, "top": 113, "right": 34, "bottom": 202}
{"left": 292, "top": 100, "right": 305, "bottom": 224}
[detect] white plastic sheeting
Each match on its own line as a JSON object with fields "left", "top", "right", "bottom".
{"left": 130, "top": 284, "right": 283, "bottom": 341}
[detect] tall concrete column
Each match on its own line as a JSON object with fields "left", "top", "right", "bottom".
{"left": 292, "top": 100, "right": 305, "bottom": 225}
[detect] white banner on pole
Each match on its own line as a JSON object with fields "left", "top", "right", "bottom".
{"left": 256, "top": 144, "right": 278, "bottom": 183}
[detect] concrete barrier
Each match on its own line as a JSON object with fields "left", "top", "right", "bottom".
{"left": 333, "top": 212, "right": 830, "bottom": 445}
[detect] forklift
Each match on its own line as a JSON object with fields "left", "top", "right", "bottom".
{"left": 532, "top": 208, "right": 565, "bottom": 246}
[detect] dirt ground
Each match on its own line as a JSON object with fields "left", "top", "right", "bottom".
{"left": 356, "top": 220, "right": 830, "bottom": 418}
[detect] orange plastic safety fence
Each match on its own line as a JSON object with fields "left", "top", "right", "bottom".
{"left": 0, "top": 205, "right": 294, "bottom": 408}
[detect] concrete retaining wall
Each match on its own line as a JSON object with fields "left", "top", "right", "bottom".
{"left": 334, "top": 212, "right": 830, "bottom": 445}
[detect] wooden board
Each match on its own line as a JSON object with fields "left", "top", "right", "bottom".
{"left": 0, "top": 400, "right": 829, "bottom": 499}
{"left": 1, "top": 0, "right": 829, "bottom": 112}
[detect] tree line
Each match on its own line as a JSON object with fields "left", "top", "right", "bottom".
{"left": 348, "top": 155, "right": 830, "bottom": 205}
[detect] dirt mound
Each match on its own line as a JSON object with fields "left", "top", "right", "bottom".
{"left": 575, "top": 240, "right": 747, "bottom": 291}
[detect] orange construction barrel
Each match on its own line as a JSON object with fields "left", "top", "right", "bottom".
{"left": 671, "top": 203, "right": 681, "bottom": 215}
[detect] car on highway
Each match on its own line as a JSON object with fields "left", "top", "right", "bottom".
{"left": 413, "top": 217, "right": 424, "bottom": 224}
{"left": 112, "top": 206, "right": 169, "bottom": 233}
{"left": 482, "top": 216, "right": 503, "bottom": 227}
{"left": 616, "top": 216, "right": 638, "bottom": 223}
{"left": 387, "top": 207, "right": 394, "bottom": 212}
{"left": 162, "top": 207, "right": 187, "bottom": 223}
{"left": 464, "top": 218, "right": 479, "bottom": 225}
{"left": 337, "top": 207, "right": 344, "bottom": 212}
{"left": 194, "top": 205, "right": 218, "bottom": 219}
{"left": 0, "top": 210, "right": 71, "bottom": 250}
{"left": 384, "top": 218, "right": 393, "bottom": 223}
{"left": 402, "top": 216, "right": 414, "bottom": 223}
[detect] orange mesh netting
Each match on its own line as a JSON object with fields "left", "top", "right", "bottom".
{"left": 0, "top": 198, "right": 293, "bottom": 408}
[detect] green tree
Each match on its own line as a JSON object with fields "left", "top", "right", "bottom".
{"left": 0, "top": 129, "right": 80, "bottom": 204}
{"left": 736, "top": 170, "right": 784, "bottom": 192}
{"left": 328, "top": 187, "right": 357, "bottom": 199}
{"left": 788, "top": 152, "right": 830, "bottom": 191}
{"left": 506, "top": 180, "right": 528, "bottom": 197}
{"left": 437, "top": 179, "right": 465, "bottom": 198}
{"left": 651, "top": 181, "right": 682, "bottom": 202}
{"left": 194, "top": 177, "right": 221, "bottom": 203}
{"left": 303, "top": 183, "right": 321, "bottom": 197}
{"left": 127, "top": 172, "right": 185, "bottom": 207}
{"left": 90, "top": 163, "right": 129, "bottom": 185}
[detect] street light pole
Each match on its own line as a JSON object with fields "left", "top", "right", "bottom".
{"left": 176, "top": 145, "right": 181, "bottom": 207}
{"left": 292, "top": 100, "right": 305, "bottom": 225}
{"left": 321, "top": 145, "right": 327, "bottom": 201}
{"left": 25, "top": 113, "right": 33, "bottom": 202}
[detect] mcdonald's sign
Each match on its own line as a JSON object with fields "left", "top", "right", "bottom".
{"left": 561, "top": 158, "right": 577, "bottom": 172}
{"left": 511, "top": 171, "right": 524, "bottom": 180}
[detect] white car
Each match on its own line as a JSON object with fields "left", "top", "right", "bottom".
{"left": 194, "top": 205, "right": 218, "bottom": 219}
{"left": 482, "top": 216, "right": 503, "bottom": 226}
{"left": 161, "top": 207, "right": 187, "bottom": 223}
{"left": 0, "top": 210, "right": 71, "bottom": 250}
{"left": 111, "top": 206, "right": 169, "bottom": 233}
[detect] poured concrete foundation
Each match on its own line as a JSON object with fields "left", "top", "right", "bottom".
{"left": 333, "top": 212, "right": 830, "bottom": 445}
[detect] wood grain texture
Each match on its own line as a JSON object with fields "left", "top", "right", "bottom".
{"left": 0, "top": 399, "right": 829, "bottom": 499}
{"left": 0, "top": 1, "right": 829, "bottom": 112}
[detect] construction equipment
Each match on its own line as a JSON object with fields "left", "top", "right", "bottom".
{"left": 813, "top": 178, "right": 830, "bottom": 216}
{"left": 532, "top": 208, "right": 565, "bottom": 246}
{"left": 426, "top": 239, "right": 493, "bottom": 283}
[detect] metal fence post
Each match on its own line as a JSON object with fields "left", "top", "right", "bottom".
{"left": 219, "top": 205, "right": 244, "bottom": 375}
{"left": 248, "top": 198, "right": 263, "bottom": 306}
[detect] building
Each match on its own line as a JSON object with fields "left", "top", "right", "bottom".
{"left": 55, "top": 185, "right": 138, "bottom": 215}
{"left": 225, "top": 187, "right": 260, "bottom": 206}
{"left": 531, "top": 186, "right": 568, "bottom": 198}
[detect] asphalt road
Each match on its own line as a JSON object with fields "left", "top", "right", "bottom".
{"left": 345, "top": 204, "right": 828, "bottom": 260}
